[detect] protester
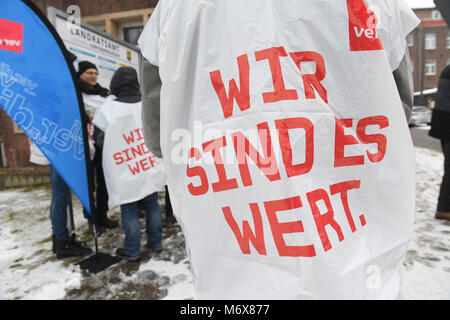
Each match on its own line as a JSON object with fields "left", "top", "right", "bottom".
{"left": 29, "top": 141, "right": 92, "bottom": 258}
{"left": 77, "top": 60, "right": 119, "bottom": 231}
{"left": 25, "top": 51, "right": 94, "bottom": 259}
{"left": 429, "top": 64, "right": 450, "bottom": 221}
{"left": 93, "top": 67, "right": 165, "bottom": 262}
{"left": 138, "top": 0, "right": 419, "bottom": 299}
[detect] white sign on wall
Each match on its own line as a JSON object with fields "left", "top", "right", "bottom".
{"left": 47, "top": 7, "right": 140, "bottom": 89}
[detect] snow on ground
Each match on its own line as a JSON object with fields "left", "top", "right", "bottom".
{"left": 0, "top": 147, "right": 449, "bottom": 300}
{"left": 401, "top": 147, "right": 450, "bottom": 299}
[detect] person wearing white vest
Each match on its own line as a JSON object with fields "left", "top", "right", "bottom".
{"left": 93, "top": 67, "right": 166, "bottom": 262}
{"left": 138, "top": 0, "right": 420, "bottom": 299}
{"left": 78, "top": 61, "right": 119, "bottom": 231}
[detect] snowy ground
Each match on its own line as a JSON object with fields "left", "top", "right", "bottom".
{"left": 0, "top": 147, "right": 449, "bottom": 300}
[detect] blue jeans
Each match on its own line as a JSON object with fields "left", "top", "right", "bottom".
{"left": 49, "top": 166, "right": 70, "bottom": 241}
{"left": 120, "top": 192, "right": 162, "bottom": 256}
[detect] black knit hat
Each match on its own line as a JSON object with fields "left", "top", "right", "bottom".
{"left": 77, "top": 61, "right": 97, "bottom": 77}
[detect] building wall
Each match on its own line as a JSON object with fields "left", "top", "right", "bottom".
{"left": 31, "top": 0, "right": 159, "bottom": 17}
{"left": 408, "top": 8, "right": 450, "bottom": 93}
{"left": 0, "top": 110, "right": 33, "bottom": 168}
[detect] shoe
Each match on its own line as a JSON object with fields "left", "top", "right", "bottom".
{"left": 436, "top": 211, "right": 450, "bottom": 220}
{"left": 146, "top": 244, "right": 163, "bottom": 254}
{"left": 54, "top": 238, "right": 92, "bottom": 259}
{"left": 52, "top": 234, "right": 87, "bottom": 253}
{"left": 97, "top": 218, "right": 119, "bottom": 229}
{"left": 115, "top": 248, "right": 140, "bottom": 262}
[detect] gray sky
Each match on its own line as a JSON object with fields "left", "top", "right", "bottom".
{"left": 404, "top": 0, "right": 435, "bottom": 9}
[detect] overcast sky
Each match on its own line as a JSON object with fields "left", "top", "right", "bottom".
{"left": 404, "top": 0, "right": 435, "bottom": 9}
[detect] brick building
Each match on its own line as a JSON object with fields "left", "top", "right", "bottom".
{"left": 32, "top": 0, "right": 159, "bottom": 45}
{"left": 408, "top": 6, "right": 450, "bottom": 104}
{"left": 0, "top": 2, "right": 448, "bottom": 168}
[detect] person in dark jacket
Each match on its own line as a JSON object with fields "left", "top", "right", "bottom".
{"left": 78, "top": 60, "right": 119, "bottom": 230}
{"left": 94, "top": 67, "right": 163, "bottom": 262}
{"left": 41, "top": 51, "right": 93, "bottom": 258}
{"left": 429, "top": 64, "right": 450, "bottom": 221}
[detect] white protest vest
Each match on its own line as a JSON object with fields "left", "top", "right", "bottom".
{"left": 83, "top": 93, "right": 110, "bottom": 160}
{"left": 29, "top": 140, "right": 50, "bottom": 165}
{"left": 93, "top": 100, "right": 166, "bottom": 208}
{"left": 139, "top": 0, "right": 420, "bottom": 299}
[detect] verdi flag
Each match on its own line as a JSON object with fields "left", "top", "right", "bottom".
{"left": 0, "top": 0, "right": 94, "bottom": 215}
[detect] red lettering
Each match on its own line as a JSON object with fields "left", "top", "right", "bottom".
{"left": 290, "top": 51, "right": 328, "bottom": 103}
{"left": 113, "top": 152, "right": 124, "bottom": 165}
{"left": 203, "top": 136, "right": 238, "bottom": 192}
{"left": 135, "top": 128, "right": 144, "bottom": 141}
{"left": 141, "top": 142, "right": 150, "bottom": 155}
{"left": 128, "top": 162, "right": 140, "bottom": 175}
{"left": 231, "top": 122, "right": 280, "bottom": 187}
{"left": 149, "top": 155, "right": 157, "bottom": 167}
{"left": 122, "top": 132, "right": 135, "bottom": 145}
{"left": 264, "top": 196, "right": 316, "bottom": 257}
{"left": 130, "top": 145, "right": 143, "bottom": 158}
{"left": 222, "top": 203, "right": 267, "bottom": 255}
{"left": 187, "top": 147, "right": 209, "bottom": 196}
{"left": 346, "top": 0, "right": 384, "bottom": 51}
{"left": 329, "top": 180, "right": 361, "bottom": 233}
{"left": 334, "top": 118, "right": 364, "bottom": 167}
{"left": 123, "top": 148, "right": 133, "bottom": 162}
{"left": 255, "top": 47, "right": 298, "bottom": 103}
{"left": 307, "top": 188, "right": 344, "bottom": 252}
{"left": 356, "top": 116, "right": 389, "bottom": 163}
{"left": 275, "top": 117, "right": 314, "bottom": 178}
{"left": 210, "top": 54, "right": 250, "bottom": 119}
{"left": 140, "top": 158, "right": 150, "bottom": 171}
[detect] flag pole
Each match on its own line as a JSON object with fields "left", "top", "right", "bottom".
{"left": 21, "top": 0, "right": 119, "bottom": 272}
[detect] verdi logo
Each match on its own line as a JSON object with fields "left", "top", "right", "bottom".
{"left": 346, "top": 0, "right": 383, "bottom": 52}
{"left": 0, "top": 18, "right": 24, "bottom": 53}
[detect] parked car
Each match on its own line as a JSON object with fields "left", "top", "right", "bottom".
{"left": 409, "top": 106, "right": 432, "bottom": 127}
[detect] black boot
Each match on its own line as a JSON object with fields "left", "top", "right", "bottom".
{"left": 97, "top": 217, "right": 119, "bottom": 229}
{"left": 52, "top": 234, "right": 87, "bottom": 253}
{"left": 54, "top": 238, "right": 92, "bottom": 259}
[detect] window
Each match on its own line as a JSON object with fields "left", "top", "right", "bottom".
{"left": 407, "top": 34, "right": 414, "bottom": 47}
{"left": 123, "top": 26, "right": 144, "bottom": 46}
{"left": 431, "top": 10, "right": 442, "bottom": 20}
{"left": 447, "top": 33, "right": 450, "bottom": 49}
{"left": 425, "top": 33, "right": 436, "bottom": 50}
{"left": 447, "top": 58, "right": 450, "bottom": 66}
{"left": 410, "top": 57, "right": 414, "bottom": 72}
{"left": 425, "top": 60, "right": 436, "bottom": 75}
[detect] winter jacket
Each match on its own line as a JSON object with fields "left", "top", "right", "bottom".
{"left": 95, "top": 67, "right": 142, "bottom": 149}
{"left": 429, "top": 64, "right": 450, "bottom": 141}
{"left": 78, "top": 79, "right": 109, "bottom": 152}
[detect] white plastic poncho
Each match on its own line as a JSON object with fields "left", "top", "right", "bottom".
{"left": 139, "top": 0, "right": 420, "bottom": 299}
{"left": 93, "top": 99, "right": 166, "bottom": 208}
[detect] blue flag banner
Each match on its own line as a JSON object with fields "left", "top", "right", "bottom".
{"left": 0, "top": 0, "right": 93, "bottom": 214}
